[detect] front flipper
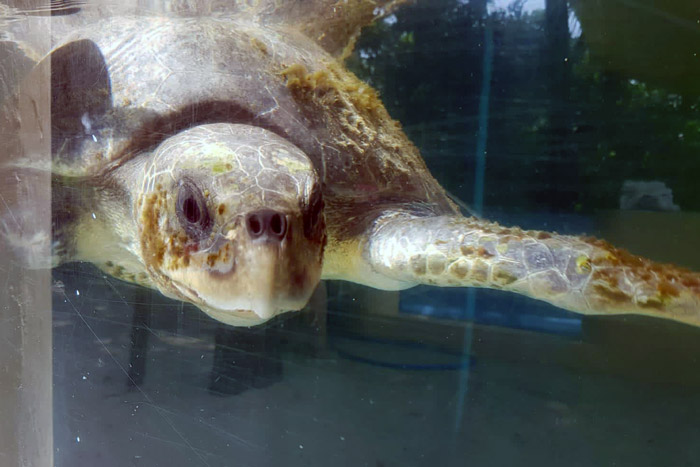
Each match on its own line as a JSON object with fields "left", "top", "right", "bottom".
{"left": 355, "top": 214, "right": 700, "bottom": 326}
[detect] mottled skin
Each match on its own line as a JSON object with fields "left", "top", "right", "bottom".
{"left": 3, "top": 2, "right": 699, "bottom": 326}
{"left": 367, "top": 216, "right": 700, "bottom": 321}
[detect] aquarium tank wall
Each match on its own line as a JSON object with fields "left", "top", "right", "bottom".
{"left": 1, "top": 1, "right": 699, "bottom": 466}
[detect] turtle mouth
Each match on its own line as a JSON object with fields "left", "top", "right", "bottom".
{"left": 165, "top": 237, "right": 320, "bottom": 326}
{"left": 170, "top": 279, "right": 307, "bottom": 326}
{"left": 200, "top": 303, "right": 297, "bottom": 327}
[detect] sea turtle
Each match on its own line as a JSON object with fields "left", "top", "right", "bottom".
{"left": 1, "top": 1, "right": 699, "bottom": 327}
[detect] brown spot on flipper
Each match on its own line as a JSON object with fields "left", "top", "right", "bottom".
{"left": 427, "top": 253, "right": 446, "bottom": 275}
{"left": 492, "top": 262, "right": 523, "bottom": 286}
{"left": 460, "top": 245, "right": 474, "bottom": 257}
{"left": 471, "top": 259, "right": 489, "bottom": 283}
{"left": 477, "top": 246, "right": 494, "bottom": 258}
{"left": 410, "top": 254, "right": 426, "bottom": 275}
{"left": 658, "top": 280, "right": 680, "bottom": 298}
{"left": 593, "top": 284, "right": 630, "bottom": 304}
{"left": 449, "top": 259, "right": 469, "bottom": 279}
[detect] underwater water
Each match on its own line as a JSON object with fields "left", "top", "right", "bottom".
{"left": 2, "top": 1, "right": 700, "bottom": 466}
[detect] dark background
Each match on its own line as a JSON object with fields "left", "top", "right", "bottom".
{"left": 347, "top": 0, "right": 700, "bottom": 214}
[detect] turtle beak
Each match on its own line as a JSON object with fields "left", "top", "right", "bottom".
{"left": 239, "top": 209, "right": 292, "bottom": 319}
{"left": 243, "top": 244, "right": 281, "bottom": 320}
{"left": 194, "top": 230, "right": 292, "bottom": 319}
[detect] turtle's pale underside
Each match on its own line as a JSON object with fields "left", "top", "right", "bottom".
{"left": 2, "top": 1, "right": 699, "bottom": 327}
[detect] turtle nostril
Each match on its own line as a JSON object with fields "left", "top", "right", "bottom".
{"left": 270, "top": 213, "right": 286, "bottom": 238}
{"left": 246, "top": 213, "right": 263, "bottom": 237}
{"left": 246, "top": 210, "right": 288, "bottom": 241}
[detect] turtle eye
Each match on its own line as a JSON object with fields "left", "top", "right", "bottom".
{"left": 183, "top": 197, "right": 201, "bottom": 224}
{"left": 176, "top": 179, "right": 212, "bottom": 239}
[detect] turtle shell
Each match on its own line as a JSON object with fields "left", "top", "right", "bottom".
{"left": 36, "top": 12, "right": 456, "bottom": 229}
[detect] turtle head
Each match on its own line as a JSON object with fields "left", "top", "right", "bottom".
{"left": 135, "top": 124, "right": 325, "bottom": 326}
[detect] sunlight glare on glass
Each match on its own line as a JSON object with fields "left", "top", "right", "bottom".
{"left": 487, "top": 0, "right": 545, "bottom": 14}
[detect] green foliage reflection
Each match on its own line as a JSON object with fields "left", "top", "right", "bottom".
{"left": 347, "top": 0, "right": 700, "bottom": 212}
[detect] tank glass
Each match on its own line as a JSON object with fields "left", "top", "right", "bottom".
{"left": 1, "top": 1, "right": 699, "bottom": 466}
